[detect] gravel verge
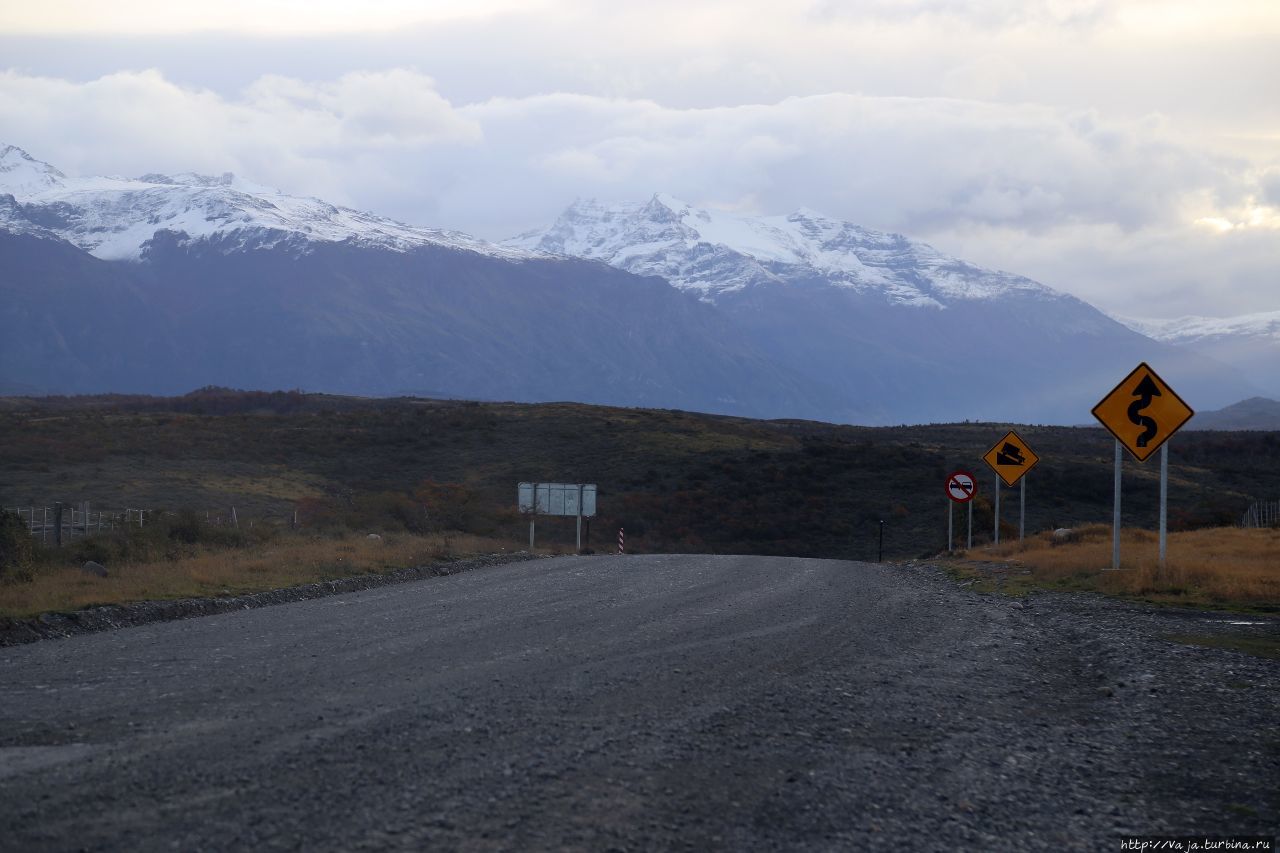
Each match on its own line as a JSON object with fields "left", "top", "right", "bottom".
{"left": 0, "top": 550, "right": 541, "bottom": 647}
{"left": 896, "top": 558, "right": 1280, "bottom": 847}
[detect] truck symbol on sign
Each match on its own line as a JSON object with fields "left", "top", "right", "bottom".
{"left": 995, "top": 443, "right": 1026, "bottom": 467}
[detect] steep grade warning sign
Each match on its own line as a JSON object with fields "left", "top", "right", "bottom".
{"left": 982, "top": 430, "right": 1040, "bottom": 487}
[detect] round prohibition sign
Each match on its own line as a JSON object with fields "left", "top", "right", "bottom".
{"left": 946, "top": 470, "right": 978, "bottom": 503}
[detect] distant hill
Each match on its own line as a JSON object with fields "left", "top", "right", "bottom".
{"left": 1191, "top": 397, "right": 1280, "bottom": 431}
{"left": 2, "top": 393, "right": 1276, "bottom": 560}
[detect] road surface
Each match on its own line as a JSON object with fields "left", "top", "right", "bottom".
{"left": 1, "top": 555, "right": 1276, "bottom": 850}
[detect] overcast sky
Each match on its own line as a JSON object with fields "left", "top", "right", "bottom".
{"left": 2, "top": 0, "right": 1277, "bottom": 319}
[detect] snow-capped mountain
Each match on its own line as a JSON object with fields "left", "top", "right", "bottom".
{"left": 0, "top": 144, "right": 528, "bottom": 261}
{"left": 1119, "top": 311, "right": 1280, "bottom": 344}
{"left": 508, "top": 194, "right": 1075, "bottom": 313}
{"left": 510, "top": 195, "right": 1262, "bottom": 423}
{"left": 0, "top": 145, "right": 826, "bottom": 415}
{"left": 1115, "top": 311, "right": 1280, "bottom": 399}
{"left": 0, "top": 147, "right": 1264, "bottom": 424}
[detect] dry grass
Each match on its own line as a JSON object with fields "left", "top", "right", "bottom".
{"left": 958, "top": 524, "right": 1280, "bottom": 608}
{"left": 0, "top": 532, "right": 526, "bottom": 620}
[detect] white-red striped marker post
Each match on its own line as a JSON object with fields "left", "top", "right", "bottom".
{"left": 617, "top": 527, "right": 625, "bottom": 554}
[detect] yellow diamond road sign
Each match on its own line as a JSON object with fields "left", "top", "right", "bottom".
{"left": 983, "top": 430, "right": 1040, "bottom": 487}
{"left": 1092, "top": 362, "right": 1194, "bottom": 462}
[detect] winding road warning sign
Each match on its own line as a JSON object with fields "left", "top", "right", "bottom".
{"left": 946, "top": 470, "right": 977, "bottom": 503}
{"left": 1092, "top": 362, "right": 1194, "bottom": 462}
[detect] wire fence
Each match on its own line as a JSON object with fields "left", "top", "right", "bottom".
{"left": 4, "top": 502, "right": 297, "bottom": 546}
{"left": 1240, "top": 499, "right": 1280, "bottom": 529}
{"left": 3, "top": 503, "right": 153, "bottom": 546}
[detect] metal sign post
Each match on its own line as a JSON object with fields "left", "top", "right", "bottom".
{"left": 993, "top": 476, "right": 1000, "bottom": 545}
{"left": 576, "top": 484, "right": 583, "bottom": 552}
{"left": 944, "top": 470, "right": 977, "bottom": 553}
{"left": 1092, "top": 363, "right": 1194, "bottom": 572}
{"left": 1020, "top": 477, "right": 1026, "bottom": 541}
{"left": 982, "top": 430, "right": 1040, "bottom": 546}
{"left": 1159, "top": 442, "right": 1169, "bottom": 566}
{"left": 1111, "top": 441, "right": 1122, "bottom": 570}
{"left": 519, "top": 482, "right": 597, "bottom": 552}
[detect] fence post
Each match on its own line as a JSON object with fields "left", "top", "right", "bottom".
{"left": 54, "top": 502, "right": 63, "bottom": 546}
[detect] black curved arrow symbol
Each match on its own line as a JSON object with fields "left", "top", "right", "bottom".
{"left": 1127, "top": 373, "right": 1162, "bottom": 447}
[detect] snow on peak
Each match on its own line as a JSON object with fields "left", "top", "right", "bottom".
{"left": 0, "top": 145, "right": 66, "bottom": 197}
{"left": 507, "top": 195, "right": 1061, "bottom": 308}
{"left": 1116, "top": 311, "right": 1280, "bottom": 343}
{"left": 0, "top": 145, "right": 531, "bottom": 262}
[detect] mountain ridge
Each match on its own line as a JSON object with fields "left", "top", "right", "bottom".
{"left": 507, "top": 194, "right": 1261, "bottom": 423}
{"left": 0, "top": 144, "right": 531, "bottom": 262}
{"left": 507, "top": 193, "right": 1075, "bottom": 312}
{"left": 0, "top": 145, "right": 1267, "bottom": 425}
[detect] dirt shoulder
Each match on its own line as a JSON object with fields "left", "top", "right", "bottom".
{"left": 0, "top": 551, "right": 540, "bottom": 647}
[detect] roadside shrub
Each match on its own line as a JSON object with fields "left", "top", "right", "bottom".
{"left": 61, "top": 512, "right": 248, "bottom": 568}
{"left": 168, "top": 508, "right": 204, "bottom": 544}
{"left": 0, "top": 511, "right": 35, "bottom": 582}
{"left": 414, "top": 480, "right": 477, "bottom": 532}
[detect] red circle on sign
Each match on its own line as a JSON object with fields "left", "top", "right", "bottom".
{"left": 946, "top": 470, "right": 977, "bottom": 503}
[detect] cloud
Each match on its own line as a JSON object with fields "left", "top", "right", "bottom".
{"left": 811, "top": 0, "right": 1117, "bottom": 30}
{"left": 0, "top": 68, "right": 1275, "bottom": 317}
{"left": 0, "top": 0, "right": 555, "bottom": 35}
{"left": 0, "top": 68, "right": 480, "bottom": 207}
{"left": 455, "top": 92, "right": 1240, "bottom": 237}
{"left": 1259, "top": 167, "right": 1280, "bottom": 207}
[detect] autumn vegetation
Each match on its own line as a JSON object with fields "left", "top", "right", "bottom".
{"left": 953, "top": 524, "right": 1280, "bottom": 610}
{"left": 1, "top": 388, "right": 1276, "bottom": 617}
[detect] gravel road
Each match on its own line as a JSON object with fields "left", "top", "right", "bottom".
{"left": 1, "top": 554, "right": 1276, "bottom": 851}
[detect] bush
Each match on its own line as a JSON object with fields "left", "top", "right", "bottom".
{"left": 414, "top": 480, "right": 477, "bottom": 532}
{"left": 61, "top": 511, "right": 249, "bottom": 568}
{"left": 0, "top": 511, "right": 35, "bottom": 582}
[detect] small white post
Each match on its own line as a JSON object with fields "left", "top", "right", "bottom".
{"left": 1111, "top": 440, "right": 1122, "bottom": 570}
{"left": 42, "top": 506, "right": 48, "bottom": 544}
{"left": 967, "top": 500, "right": 973, "bottom": 550}
{"left": 576, "top": 484, "right": 583, "bottom": 553}
{"left": 947, "top": 499, "right": 953, "bottom": 552}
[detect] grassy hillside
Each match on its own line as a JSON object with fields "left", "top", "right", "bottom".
{"left": 1, "top": 389, "right": 1277, "bottom": 562}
